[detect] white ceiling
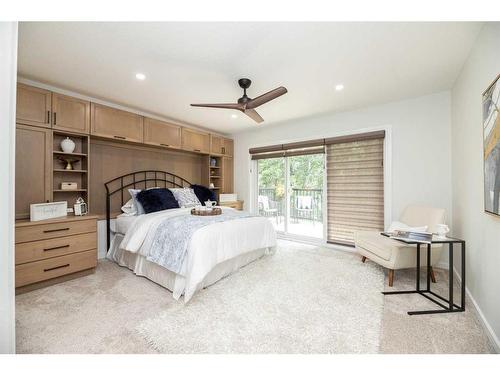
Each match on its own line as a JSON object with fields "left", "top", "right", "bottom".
{"left": 18, "top": 22, "right": 482, "bottom": 134}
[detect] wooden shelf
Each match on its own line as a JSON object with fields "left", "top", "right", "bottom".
{"left": 53, "top": 189, "right": 87, "bottom": 192}
{"left": 210, "top": 176, "right": 221, "bottom": 178}
{"left": 53, "top": 151, "right": 87, "bottom": 157}
{"left": 53, "top": 169, "right": 88, "bottom": 173}
{"left": 210, "top": 166, "right": 221, "bottom": 169}
{"left": 211, "top": 187, "right": 221, "bottom": 190}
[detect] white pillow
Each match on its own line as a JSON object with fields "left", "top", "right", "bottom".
{"left": 120, "top": 199, "right": 137, "bottom": 216}
{"left": 388, "top": 221, "right": 428, "bottom": 233}
{"left": 170, "top": 188, "right": 201, "bottom": 208}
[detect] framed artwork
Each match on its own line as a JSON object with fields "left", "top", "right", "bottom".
{"left": 483, "top": 74, "right": 500, "bottom": 216}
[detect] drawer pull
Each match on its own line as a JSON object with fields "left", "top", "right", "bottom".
{"left": 43, "top": 227, "right": 70, "bottom": 233}
{"left": 44, "top": 264, "right": 70, "bottom": 272}
{"left": 114, "top": 135, "right": 126, "bottom": 140}
{"left": 194, "top": 149, "right": 201, "bottom": 152}
{"left": 160, "top": 143, "right": 170, "bottom": 147}
{"left": 43, "top": 244, "right": 70, "bottom": 252}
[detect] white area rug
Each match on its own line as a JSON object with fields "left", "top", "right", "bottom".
{"left": 137, "top": 241, "right": 385, "bottom": 353}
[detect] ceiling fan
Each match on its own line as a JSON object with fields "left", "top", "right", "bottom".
{"left": 190, "top": 78, "right": 287, "bottom": 124}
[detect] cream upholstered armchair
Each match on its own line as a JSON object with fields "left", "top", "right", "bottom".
{"left": 354, "top": 205, "right": 446, "bottom": 287}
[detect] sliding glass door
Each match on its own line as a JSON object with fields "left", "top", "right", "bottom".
{"left": 287, "top": 154, "right": 324, "bottom": 238}
{"left": 257, "top": 153, "right": 324, "bottom": 239}
{"left": 257, "top": 158, "right": 286, "bottom": 232}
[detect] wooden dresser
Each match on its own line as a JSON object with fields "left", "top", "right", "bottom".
{"left": 219, "top": 200, "right": 244, "bottom": 211}
{"left": 15, "top": 215, "right": 98, "bottom": 293}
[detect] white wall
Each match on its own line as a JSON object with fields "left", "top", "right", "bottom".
{"left": 232, "top": 91, "right": 453, "bottom": 226}
{"left": 0, "top": 22, "right": 18, "bottom": 354}
{"left": 451, "top": 22, "right": 500, "bottom": 351}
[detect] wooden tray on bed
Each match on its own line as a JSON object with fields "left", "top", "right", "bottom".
{"left": 190, "top": 207, "right": 222, "bottom": 216}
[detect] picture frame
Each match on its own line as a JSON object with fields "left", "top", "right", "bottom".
{"left": 483, "top": 73, "right": 500, "bottom": 216}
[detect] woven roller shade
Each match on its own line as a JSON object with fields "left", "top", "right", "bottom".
{"left": 326, "top": 137, "right": 384, "bottom": 245}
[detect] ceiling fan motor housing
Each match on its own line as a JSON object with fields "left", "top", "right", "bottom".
{"left": 238, "top": 78, "right": 252, "bottom": 103}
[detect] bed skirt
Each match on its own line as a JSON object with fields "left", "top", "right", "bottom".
{"left": 107, "top": 234, "right": 273, "bottom": 302}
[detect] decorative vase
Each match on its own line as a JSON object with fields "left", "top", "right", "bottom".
{"left": 60, "top": 137, "right": 76, "bottom": 153}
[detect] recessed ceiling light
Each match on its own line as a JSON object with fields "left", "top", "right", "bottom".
{"left": 135, "top": 73, "right": 146, "bottom": 80}
{"left": 335, "top": 84, "right": 344, "bottom": 91}
{"left": 231, "top": 114, "right": 238, "bottom": 119}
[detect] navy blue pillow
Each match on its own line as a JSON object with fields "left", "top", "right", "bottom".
{"left": 136, "top": 188, "right": 179, "bottom": 214}
{"left": 191, "top": 184, "right": 216, "bottom": 203}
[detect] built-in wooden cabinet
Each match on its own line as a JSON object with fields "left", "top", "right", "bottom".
{"left": 222, "top": 156, "right": 234, "bottom": 193}
{"left": 181, "top": 128, "right": 210, "bottom": 154}
{"left": 15, "top": 125, "right": 52, "bottom": 219}
{"left": 144, "top": 118, "right": 181, "bottom": 149}
{"left": 210, "top": 135, "right": 234, "bottom": 157}
{"left": 210, "top": 134, "right": 224, "bottom": 155}
{"left": 90, "top": 103, "right": 144, "bottom": 143}
{"left": 52, "top": 93, "right": 91, "bottom": 134}
{"left": 223, "top": 138, "right": 234, "bottom": 157}
{"left": 16, "top": 84, "right": 52, "bottom": 128}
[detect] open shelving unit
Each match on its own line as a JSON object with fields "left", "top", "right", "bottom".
{"left": 52, "top": 130, "right": 90, "bottom": 211}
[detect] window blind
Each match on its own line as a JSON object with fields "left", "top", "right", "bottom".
{"left": 326, "top": 136, "right": 384, "bottom": 245}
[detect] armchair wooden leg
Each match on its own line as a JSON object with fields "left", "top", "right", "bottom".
{"left": 430, "top": 266, "right": 437, "bottom": 283}
{"left": 361, "top": 256, "right": 367, "bottom": 263}
{"left": 388, "top": 269, "right": 394, "bottom": 287}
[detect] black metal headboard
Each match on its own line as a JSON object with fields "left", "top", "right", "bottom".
{"left": 104, "top": 170, "right": 192, "bottom": 251}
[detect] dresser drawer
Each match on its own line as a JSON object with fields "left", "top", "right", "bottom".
{"left": 15, "top": 249, "right": 97, "bottom": 287}
{"left": 16, "top": 218, "right": 96, "bottom": 243}
{"left": 15, "top": 232, "right": 97, "bottom": 265}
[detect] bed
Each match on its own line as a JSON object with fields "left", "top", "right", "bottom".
{"left": 104, "top": 171, "right": 277, "bottom": 302}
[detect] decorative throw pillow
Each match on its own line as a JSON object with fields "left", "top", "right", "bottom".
{"left": 120, "top": 199, "right": 137, "bottom": 216}
{"left": 128, "top": 189, "right": 145, "bottom": 215}
{"left": 170, "top": 188, "right": 201, "bottom": 208}
{"left": 191, "top": 184, "right": 216, "bottom": 204}
{"left": 136, "top": 188, "right": 179, "bottom": 214}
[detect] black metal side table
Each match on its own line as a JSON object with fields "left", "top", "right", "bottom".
{"left": 380, "top": 233, "right": 465, "bottom": 315}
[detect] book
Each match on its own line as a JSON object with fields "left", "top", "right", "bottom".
{"left": 382, "top": 230, "right": 433, "bottom": 244}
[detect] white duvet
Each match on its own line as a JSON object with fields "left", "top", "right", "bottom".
{"left": 119, "top": 207, "right": 277, "bottom": 301}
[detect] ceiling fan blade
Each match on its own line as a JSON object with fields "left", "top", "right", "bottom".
{"left": 244, "top": 108, "right": 264, "bottom": 123}
{"left": 191, "top": 103, "right": 244, "bottom": 110}
{"left": 246, "top": 86, "right": 287, "bottom": 109}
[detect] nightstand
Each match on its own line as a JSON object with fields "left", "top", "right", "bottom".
{"left": 219, "top": 200, "right": 244, "bottom": 211}
{"left": 15, "top": 215, "right": 98, "bottom": 293}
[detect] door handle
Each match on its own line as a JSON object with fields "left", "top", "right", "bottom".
{"left": 47, "top": 111, "right": 50, "bottom": 124}
{"left": 53, "top": 112, "right": 57, "bottom": 125}
{"left": 43, "top": 244, "right": 70, "bottom": 252}
{"left": 113, "top": 135, "right": 126, "bottom": 140}
{"left": 44, "top": 264, "right": 70, "bottom": 272}
{"left": 43, "top": 227, "right": 69, "bottom": 233}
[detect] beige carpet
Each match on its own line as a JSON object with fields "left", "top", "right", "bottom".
{"left": 15, "top": 240, "right": 494, "bottom": 354}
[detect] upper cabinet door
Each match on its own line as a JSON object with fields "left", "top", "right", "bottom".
{"left": 91, "top": 103, "right": 144, "bottom": 143}
{"left": 210, "top": 135, "right": 224, "bottom": 155}
{"left": 181, "top": 128, "right": 210, "bottom": 154}
{"left": 143, "top": 118, "right": 181, "bottom": 149}
{"left": 222, "top": 138, "right": 234, "bottom": 157}
{"left": 52, "top": 93, "right": 91, "bottom": 134}
{"left": 16, "top": 84, "right": 52, "bottom": 128}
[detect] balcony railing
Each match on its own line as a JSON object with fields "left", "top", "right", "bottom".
{"left": 258, "top": 188, "right": 323, "bottom": 222}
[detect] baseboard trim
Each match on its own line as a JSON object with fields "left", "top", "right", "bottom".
{"left": 451, "top": 266, "right": 500, "bottom": 353}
